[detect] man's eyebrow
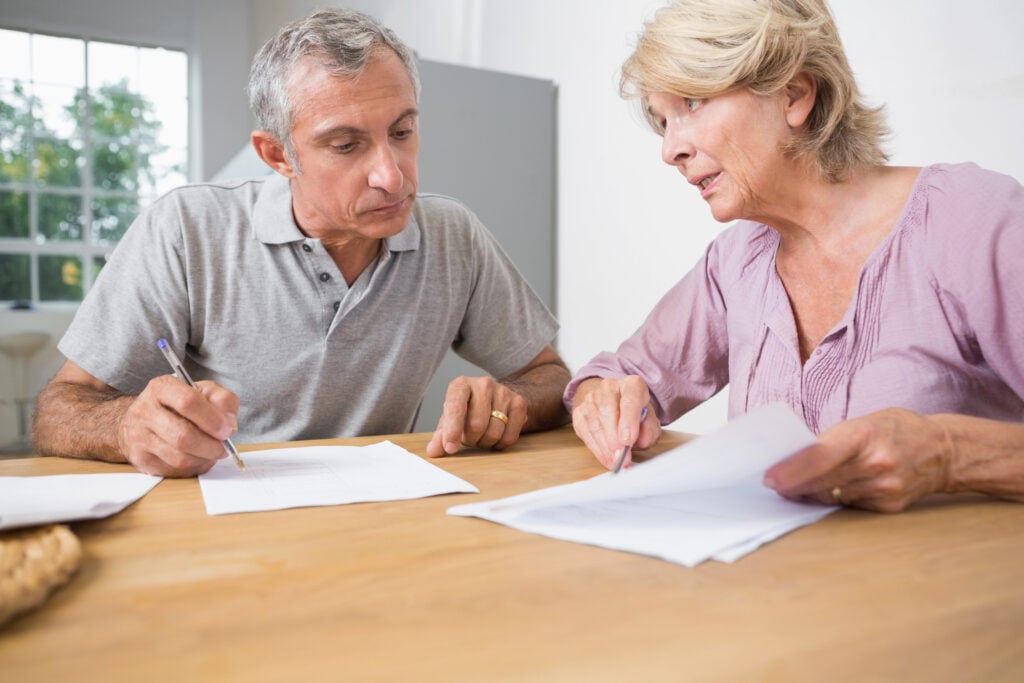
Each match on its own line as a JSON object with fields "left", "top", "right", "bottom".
{"left": 311, "top": 108, "right": 419, "bottom": 142}
{"left": 392, "top": 108, "right": 419, "bottom": 125}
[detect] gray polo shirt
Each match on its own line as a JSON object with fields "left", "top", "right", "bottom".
{"left": 59, "top": 174, "right": 558, "bottom": 443}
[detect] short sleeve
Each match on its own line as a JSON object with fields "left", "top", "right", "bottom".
{"left": 449, "top": 210, "right": 558, "bottom": 378}
{"left": 58, "top": 193, "right": 191, "bottom": 393}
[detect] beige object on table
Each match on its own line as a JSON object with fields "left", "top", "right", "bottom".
{"left": 0, "top": 524, "right": 82, "bottom": 626}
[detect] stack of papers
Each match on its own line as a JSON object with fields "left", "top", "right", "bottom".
{"left": 448, "top": 404, "right": 837, "bottom": 567}
{"left": 198, "top": 440, "right": 479, "bottom": 515}
{"left": 0, "top": 473, "right": 163, "bottom": 530}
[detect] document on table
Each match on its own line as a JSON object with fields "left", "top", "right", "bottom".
{"left": 0, "top": 473, "right": 163, "bottom": 530}
{"left": 448, "top": 404, "right": 837, "bottom": 567}
{"left": 197, "top": 440, "right": 479, "bottom": 515}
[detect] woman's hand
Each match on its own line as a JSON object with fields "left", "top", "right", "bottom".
{"left": 763, "top": 408, "right": 955, "bottom": 512}
{"left": 571, "top": 376, "right": 661, "bottom": 469}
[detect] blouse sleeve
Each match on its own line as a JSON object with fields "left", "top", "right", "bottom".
{"left": 925, "top": 164, "right": 1024, "bottom": 402}
{"left": 564, "top": 238, "right": 732, "bottom": 423}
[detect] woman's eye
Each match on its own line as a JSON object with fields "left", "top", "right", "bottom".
{"left": 685, "top": 98, "right": 704, "bottom": 113}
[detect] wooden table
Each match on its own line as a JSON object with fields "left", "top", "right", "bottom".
{"left": 1, "top": 426, "right": 1022, "bottom": 682}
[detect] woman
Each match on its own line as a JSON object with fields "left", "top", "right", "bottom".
{"left": 566, "top": 0, "right": 1024, "bottom": 512}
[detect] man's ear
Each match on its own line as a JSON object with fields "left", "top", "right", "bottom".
{"left": 251, "top": 130, "right": 297, "bottom": 178}
{"left": 784, "top": 72, "right": 817, "bottom": 129}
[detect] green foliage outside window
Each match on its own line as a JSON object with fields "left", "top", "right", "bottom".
{"left": 0, "top": 32, "right": 187, "bottom": 304}
{"left": 0, "top": 254, "right": 30, "bottom": 301}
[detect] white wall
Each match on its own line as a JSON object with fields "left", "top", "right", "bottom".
{"left": 252, "top": 0, "right": 1024, "bottom": 434}
{"left": 3, "top": 0, "right": 1023, "bottom": 444}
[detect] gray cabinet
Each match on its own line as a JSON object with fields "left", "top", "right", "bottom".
{"left": 413, "top": 59, "right": 557, "bottom": 431}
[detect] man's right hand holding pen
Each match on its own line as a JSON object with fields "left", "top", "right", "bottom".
{"left": 36, "top": 355, "right": 241, "bottom": 478}
{"left": 570, "top": 376, "right": 661, "bottom": 469}
{"left": 116, "top": 370, "right": 240, "bottom": 477}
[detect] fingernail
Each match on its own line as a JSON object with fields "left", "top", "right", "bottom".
{"left": 445, "top": 441, "right": 459, "bottom": 454}
{"left": 763, "top": 476, "right": 776, "bottom": 490}
{"left": 620, "top": 429, "right": 632, "bottom": 442}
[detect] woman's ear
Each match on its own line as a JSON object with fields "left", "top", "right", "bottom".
{"left": 784, "top": 72, "right": 817, "bottom": 129}
{"left": 251, "top": 130, "right": 297, "bottom": 178}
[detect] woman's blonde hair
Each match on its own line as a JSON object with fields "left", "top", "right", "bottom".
{"left": 621, "top": 0, "right": 889, "bottom": 181}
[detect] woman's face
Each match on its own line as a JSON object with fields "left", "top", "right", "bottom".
{"left": 647, "top": 88, "right": 795, "bottom": 224}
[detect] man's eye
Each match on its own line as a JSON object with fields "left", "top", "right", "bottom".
{"left": 393, "top": 128, "right": 414, "bottom": 140}
{"left": 332, "top": 142, "right": 357, "bottom": 153}
{"left": 685, "top": 98, "right": 704, "bottom": 113}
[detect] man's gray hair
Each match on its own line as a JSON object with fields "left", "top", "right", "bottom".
{"left": 248, "top": 7, "right": 421, "bottom": 156}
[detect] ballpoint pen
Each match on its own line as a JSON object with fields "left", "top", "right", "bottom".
{"left": 157, "top": 338, "right": 245, "bottom": 470}
{"left": 611, "top": 405, "right": 648, "bottom": 474}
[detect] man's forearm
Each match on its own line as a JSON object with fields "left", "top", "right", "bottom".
{"left": 32, "top": 381, "right": 131, "bottom": 462}
{"left": 500, "top": 361, "right": 571, "bottom": 433}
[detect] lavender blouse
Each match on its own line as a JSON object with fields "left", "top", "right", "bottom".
{"left": 565, "top": 163, "right": 1024, "bottom": 433}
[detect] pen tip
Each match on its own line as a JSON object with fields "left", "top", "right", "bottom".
{"left": 157, "top": 338, "right": 168, "bottom": 349}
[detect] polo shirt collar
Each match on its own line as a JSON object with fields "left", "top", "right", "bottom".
{"left": 252, "top": 173, "right": 421, "bottom": 253}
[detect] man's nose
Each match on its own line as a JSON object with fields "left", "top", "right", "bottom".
{"left": 368, "top": 145, "right": 404, "bottom": 193}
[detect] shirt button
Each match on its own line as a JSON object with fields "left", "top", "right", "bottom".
{"left": 302, "top": 243, "right": 312, "bottom": 252}
{"left": 814, "top": 348, "right": 823, "bottom": 356}
{"left": 319, "top": 272, "right": 331, "bottom": 282}
{"left": 333, "top": 301, "right": 340, "bottom": 311}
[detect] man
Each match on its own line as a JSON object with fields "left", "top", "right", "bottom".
{"left": 32, "top": 8, "right": 569, "bottom": 477}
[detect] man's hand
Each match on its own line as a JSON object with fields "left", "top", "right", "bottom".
{"left": 425, "top": 345, "right": 570, "bottom": 457}
{"left": 570, "top": 376, "right": 661, "bottom": 469}
{"left": 425, "top": 376, "right": 528, "bottom": 456}
{"left": 33, "top": 359, "right": 239, "bottom": 478}
{"left": 117, "top": 375, "right": 240, "bottom": 477}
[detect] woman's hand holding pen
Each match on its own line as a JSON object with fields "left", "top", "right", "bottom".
{"left": 570, "top": 376, "right": 660, "bottom": 469}
{"left": 117, "top": 375, "right": 239, "bottom": 477}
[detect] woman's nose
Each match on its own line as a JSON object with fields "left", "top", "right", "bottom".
{"left": 661, "top": 122, "right": 693, "bottom": 167}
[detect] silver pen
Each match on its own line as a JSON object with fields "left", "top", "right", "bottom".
{"left": 611, "top": 405, "right": 649, "bottom": 474}
{"left": 157, "top": 338, "right": 245, "bottom": 469}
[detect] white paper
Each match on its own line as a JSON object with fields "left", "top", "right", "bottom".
{"left": 198, "top": 440, "right": 479, "bottom": 515}
{"left": 448, "top": 403, "right": 837, "bottom": 567}
{"left": 0, "top": 473, "right": 163, "bottom": 530}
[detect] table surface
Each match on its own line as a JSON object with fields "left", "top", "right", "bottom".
{"left": 1, "top": 426, "right": 1022, "bottom": 682}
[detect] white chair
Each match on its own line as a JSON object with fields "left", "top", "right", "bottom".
{"left": 0, "top": 331, "right": 51, "bottom": 455}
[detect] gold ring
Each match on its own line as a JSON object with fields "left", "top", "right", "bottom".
{"left": 489, "top": 409, "right": 509, "bottom": 425}
{"left": 831, "top": 486, "right": 844, "bottom": 506}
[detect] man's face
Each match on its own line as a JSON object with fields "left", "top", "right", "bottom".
{"left": 282, "top": 50, "right": 419, "bottom": 243}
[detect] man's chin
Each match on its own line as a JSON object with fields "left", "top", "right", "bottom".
{"left": 367, "top": 207, "right": 414, "bottom": 238}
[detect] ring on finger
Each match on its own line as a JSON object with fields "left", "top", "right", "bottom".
{"left": 489, "top": 409, "right": 509, "bottom": 426}
{"left": 831, "top": 485, "right": 845, "bottom": 506}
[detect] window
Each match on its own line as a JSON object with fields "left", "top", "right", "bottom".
{"left": 0, "top": 28, "right": 189, "bottom": 304}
